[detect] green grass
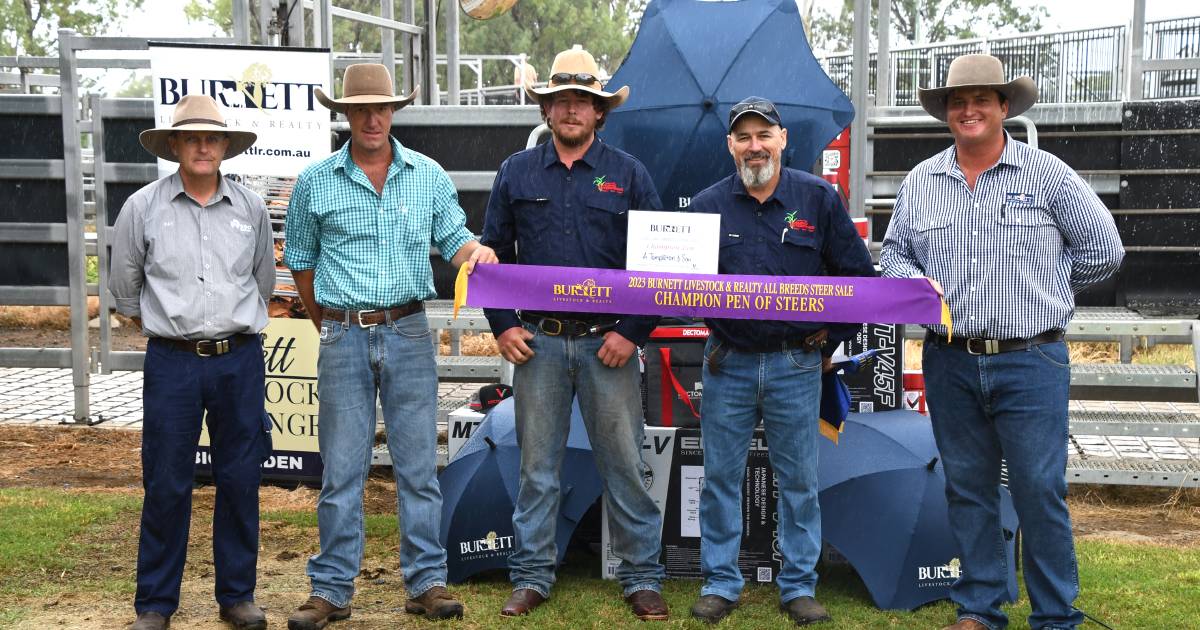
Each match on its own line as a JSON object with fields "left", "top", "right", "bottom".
{"left": 3, "top": 489, "right": 1198, "bottom": 628}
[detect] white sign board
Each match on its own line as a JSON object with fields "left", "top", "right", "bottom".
{"left": 626, "top": 210, "right": 720, "bottom": 274}
{"left": 149, "top": 43, "right": 331, "bottom": 177}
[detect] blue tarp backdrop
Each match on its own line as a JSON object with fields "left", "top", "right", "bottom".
{"left": 602, "top": 0, "right": 855, "bottom": 210}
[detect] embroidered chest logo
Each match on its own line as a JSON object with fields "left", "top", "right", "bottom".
{"left": 229, "top": 219, "right": 254, "bottom": 234}
{"left": 784, "top": 210, "right": 815, "bottom": 233}
{"left": 593, "top": 175, "right": 625, "bottom": 194}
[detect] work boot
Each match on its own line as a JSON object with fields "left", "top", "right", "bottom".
{"left": 130, "top": 611, "right": 169, "bottom": 630}
{"left": 219, "top": 601, "right": 267, "bottom": 630}
{"left": 690, "top": 595, "right": 737, "bottom": 624}
{"left": 780, "top": 596, "right": 831, "bottom": 625}
{"left": 287, "top": 596, "right": 350, "bottom": 630}
{"left": 941, "top": 619, "right": 989, "bottom": 630}
{"left": 500, "top": 588, "right": 547, "bottom": 616}
{"left": 625, "top": 589, "right": 669, "bottom": 621}
{"left": 404, "top": 585, "right": 464, "bottom": 620}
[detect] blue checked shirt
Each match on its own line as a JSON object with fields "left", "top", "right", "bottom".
{"left": 283, "top": 137, "right": 474, "bottom": 309}
{"left": 880, "top": 133, "right": 1124, "bottom": 339}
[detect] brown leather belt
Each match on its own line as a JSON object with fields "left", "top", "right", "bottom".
{"left": 322, "top": 301, "right": 424, "bottom": 327}
{"left": 931, "top": 329, "right": 1064, "bottom": 355}
{"left": 152, "top": 333, "right": 257, "bottom": 357}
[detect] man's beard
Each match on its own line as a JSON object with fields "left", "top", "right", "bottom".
{"left": 738, "top": 153, "right": 776, "bottom": 189}
{"left": 553, "top": 119, "right": 592, "bottom": 147}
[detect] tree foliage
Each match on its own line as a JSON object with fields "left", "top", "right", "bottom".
{"left": 0, "top": 0, "right": 144, "bottom": 56}
{"left": 807, "top": 0, "right": 1048, "bottom": 53}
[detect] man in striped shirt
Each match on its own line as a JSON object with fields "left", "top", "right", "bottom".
{"left": 881, "top": 55, "right": 1123, "bottom": 630}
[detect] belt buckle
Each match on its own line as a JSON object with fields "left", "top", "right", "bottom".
{"left": 538, "top": 317, "right": 564, "bottom": 336}
{"left": 356, "top": 309, "right": 379, "bottom": 328}
{"left": 195, "top": 339, "right": 229, "bottom": 357}
{"left": 966, "top": 338, "right": 999, "bottom": 355}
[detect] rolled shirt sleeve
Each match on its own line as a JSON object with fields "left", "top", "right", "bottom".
{"left": 430, "top": 168, "right": 475, "bottom": 262}
{"left": 252, "top": 196, "right": 276, "bottom": 303}
{"left": 879, "top": 180, "right": 927, "bottom": 280}
{"left": 283, "top": 173, "right": 319, "bottom": 271}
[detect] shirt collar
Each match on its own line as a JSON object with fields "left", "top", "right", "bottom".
{"left": 729, "top": 167, "right": 793, "bottom": 207}
{"left": 934, "top": 130, "right": 1023, "bottom": 175}
{"left": 168, "top": 170, "right": 232, "bottom": 206}
{"left": 335, "top": 135, "right": 413, "bottom": 172}
{"left": 540, "top": 135, "right": 605, "bottom": 169}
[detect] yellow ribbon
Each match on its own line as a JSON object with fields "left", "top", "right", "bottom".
{"left": 940, "top": 298, "right": 953, "bottom": 342}
{"left": 819, "top": 418, "right": 843, "bottom": 445}
{"left": 453, "top": 264, "right": 470, "bottom": 319}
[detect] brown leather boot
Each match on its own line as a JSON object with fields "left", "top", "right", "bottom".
{"left": 287, "top": 595, "right": 350, "bottom": 630}
{"left": 404, "top": 585, "right": 464, "bottom": 620}
{"left": 626, "top": 589, "right": 669, "bottom": 621}
{"left": 779, "top": 596, "right": 831, "bottom": 625}
{"left": 219, "top": 601, "right": 266, "bottom": 630}
{"left": 129, "top": 611, "right": 169, "bottom": 630}
{"left": 500, "top": 588, "right": 547, "bottom": 616}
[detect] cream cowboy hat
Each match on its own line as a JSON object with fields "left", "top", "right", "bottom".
{"left": 524, "top": 45, "right": 629, "bottom": 108}
{"left": 315, "top": 63, "right": 419, "bottom": 113}
{"left": 917, "top": 54, "right": 1037, "bottom": 122}
{"left": 138, "top": 94, "right": 257, "bottom": 162}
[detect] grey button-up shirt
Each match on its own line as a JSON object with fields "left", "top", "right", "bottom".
{"left": 109, "top": 172, "right": 274, "bottom": 340}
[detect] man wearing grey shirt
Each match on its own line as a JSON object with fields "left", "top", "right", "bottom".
{"left": 110, "top": 95, "right": 273, "bottom": 630}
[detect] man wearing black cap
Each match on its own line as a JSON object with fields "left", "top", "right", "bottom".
{"left": 686, "top": 96, "right": 874, "bottom": 626}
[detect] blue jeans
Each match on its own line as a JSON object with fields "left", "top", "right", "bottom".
{"left": 306, "top": 311, "right": 447, "bottom": 606}
{"left": 923, "top": 336, "right": 1082, "bottom": 630}
{"left": 698, "top": 337, "right": 823, "bottom": 604}
{"left": 136, "top": 336, "right": 269, "bottom": 616}
{"left": 509, "top": 323, "right": 665, "bottom": 597}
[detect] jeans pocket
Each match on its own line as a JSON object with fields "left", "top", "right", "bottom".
{"left": 703, "top": 339, "right": 726, "bottom": 374}
{"left": 785, "top": 348, "right": 821, "bottom": 371}
{"left": 388, "top": 312, "right": 432, "bottom": 339}
{"left": 1032, "top": 342, "right": 1071, "bottom": 369}
{"left": 319, "top": 320, "right": 346, "bottom": 346}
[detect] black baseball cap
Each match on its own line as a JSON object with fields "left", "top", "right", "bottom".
{"left": 728, "top": 96, "right": 782, "bottom": 130}
{"left": 469, "top": 383, "right": 513, "bottom": 412}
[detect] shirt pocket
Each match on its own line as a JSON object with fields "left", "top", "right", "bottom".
{"left": 718, "top": 233, "right": 747, "bottom": 272}
{"left": 510, "top": 194, "right": 552, "bottom": 244}
{"left": 996, "top": 205, "right": 1058, "bottom": 258}
{"left": 584, "top": 194, "right": 629, "bottom": 235}
{"left": 780, "top": 228, "right": 822, "bottom": 274}
{"left": 913, "top": 214, "right": 954, "bottom": 257}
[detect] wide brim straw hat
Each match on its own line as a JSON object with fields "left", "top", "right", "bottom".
{"left": 917, "top": 54, "right": 1037, "bottom": 121}
{"left": 315, "top": 63, "right": 419, "bottom": 113}
{"left": 138, "top": 94, "right": 257, "bottom": 162}
{"left": 524, "top": 45, "right": 629, "bottom": 108}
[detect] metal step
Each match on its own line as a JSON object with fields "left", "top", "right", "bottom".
{"left": 435, "top": 355, "right": 503, "bottom": 381}
{"left": 1066, "top": 457, "right": 1200, "bottom": 488}
{"left": 425, "top": 299, "right": 490, "bottom": 331}
{"left": 1069, "top": 410, "right": 1200, "bottom": 437}
{"left": 1070, "top": 363, "right": 1197, "bottom": 402}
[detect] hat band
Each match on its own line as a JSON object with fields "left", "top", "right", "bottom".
{"left": 172, "top": 118, "right": 226, "bottom": 128}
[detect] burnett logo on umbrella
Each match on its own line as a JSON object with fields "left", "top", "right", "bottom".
{"left": 917, "top": 557, "right": 962, "bottom": 583}
{"left": 459, "top": 530, "right": 515, "bottom": 557}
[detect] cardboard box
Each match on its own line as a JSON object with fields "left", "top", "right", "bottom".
{"left": 447, "top": 406, "right": 485, "bottom": 462}
{"left": 832, "top": 323, "right": 902, "bottom": 413}
{"left": 602, "top": 427, "right": 782, "bottom": 583}
{"left": 903, "top": 370, "right": 927, "bottom": 415}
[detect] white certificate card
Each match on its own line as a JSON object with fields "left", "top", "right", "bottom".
{"left": 626, "top": 210, "right": 720, "bottom": 274}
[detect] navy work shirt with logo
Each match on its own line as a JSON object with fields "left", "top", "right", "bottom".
{"left": 481, "top": 138, "right": 664, "bottom": 345}
{"left": 688, "top": 167, "right": 876, "bottom": 353}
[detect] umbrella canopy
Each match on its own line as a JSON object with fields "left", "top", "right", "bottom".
{"left": 818, "top": 410, "right": 1019, "bottom": 610}
{"left": 601, "top": 0, "right": 855, "bottom": 209}
{"left": 439, "top": 397, "right": 603, "bottom": 583}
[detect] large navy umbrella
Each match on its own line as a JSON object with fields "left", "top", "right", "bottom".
{"left": 601, "top": 0, "right": 854, "bottom": 209}
{"left": 439, "top": 397, "right": 603, "bottom": 583}
{"left": 818, "top": 410, "right": 1020, "bottom": 610}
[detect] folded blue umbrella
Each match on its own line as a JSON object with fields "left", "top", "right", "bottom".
{"left": 820, "top": 349, "right": 879, "bottom": 443}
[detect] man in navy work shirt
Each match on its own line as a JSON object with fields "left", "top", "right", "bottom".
{"left": 481, "top": 45, "right": 669, "bottom": 621}
{"left": 687, "top": 96, "right": 875, "bottom": 626}
{"left": 881, "top": 55, "right": 1123, "bottom": 630}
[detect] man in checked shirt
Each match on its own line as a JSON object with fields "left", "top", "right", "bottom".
{"left": 110, "top": 94, "right": 272, "bottom": 630}
{"left": 283, "top": 64, "right": 495, "bottom": 629}
{"left": 881, "top": 55, "right": 1124, "bottom": 630}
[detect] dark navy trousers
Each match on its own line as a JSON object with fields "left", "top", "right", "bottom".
{"left": 135, "top": 336, "right": 270, "bottom": 616}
